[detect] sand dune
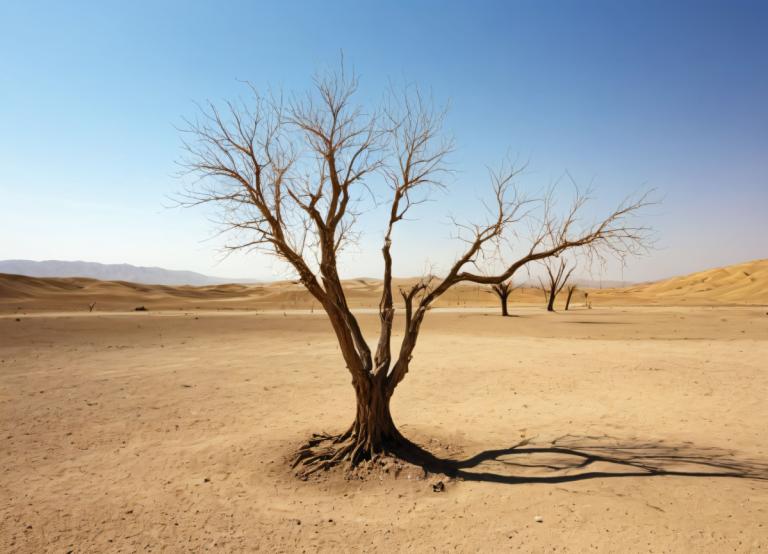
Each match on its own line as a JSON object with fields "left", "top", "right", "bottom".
{"left": 1, "top": 259, "right": 766, "bottom": 313}
{"left": 574, "top": 259, "right": 768, "bottom": 306}
{"left": 619, "top": 258, "right": 768, "bottom": 304}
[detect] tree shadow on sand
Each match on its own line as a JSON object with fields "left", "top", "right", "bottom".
{"left": 406, "top": 434, "right": 768, "bottom": 485}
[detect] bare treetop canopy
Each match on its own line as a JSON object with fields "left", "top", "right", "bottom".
{"left": 180, "top": 65, "right": 654, "bottom": 477}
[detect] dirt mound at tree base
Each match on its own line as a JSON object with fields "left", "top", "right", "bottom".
{"left": 293, "top": 451, "right": 459, "bottom": 493}
{"left": 289, "top": 432, "right": 465, "bottom": 491}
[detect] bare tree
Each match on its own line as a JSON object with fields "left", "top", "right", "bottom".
{"left": 488, "top": 280, "right": 516, "bottom": 316}
{"left": 564, "top": 283, "right": 577, "bottom": 310}
{"left": 538, "top": 258, "right": 576, "bottom": 312}
{"left": 180, "top": 65, "right": 652, "bottom": 478}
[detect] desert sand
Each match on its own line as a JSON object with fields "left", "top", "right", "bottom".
{"left": 3, "top": 258, "right": 766, "bottom": 314}
{"left": 1, "top": 261, "right": 767, "bottom": 552}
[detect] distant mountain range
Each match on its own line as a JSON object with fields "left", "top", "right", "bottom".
{"left": 0, "top": 259, "right": 635, "bottom": 288}
{"left": 0, "top": 260, "right": 258, "bottom": 286}
{"left": 520, "top": 278, "right": 635, "bottom": 289}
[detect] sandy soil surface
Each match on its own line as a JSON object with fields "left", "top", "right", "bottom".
{"left": 2, "top": 307, "right": 767, "bottom": 552}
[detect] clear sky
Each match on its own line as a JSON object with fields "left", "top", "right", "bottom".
{"left": 1, "top": 1, "right": 766, "bottom": 282}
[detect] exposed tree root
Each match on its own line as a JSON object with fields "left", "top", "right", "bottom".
{"left": 291, "top": 430, "right": 446, "bottom": 482}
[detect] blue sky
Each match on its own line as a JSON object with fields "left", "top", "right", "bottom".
{"left": 1, "top": 1, "right": 766, "bottom": 281}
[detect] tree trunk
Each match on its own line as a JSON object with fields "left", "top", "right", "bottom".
{"left": 292, "top": 371, "right": 412, "bottom": 478}
{"left": 565, "top": 288, "right": 574, "bottom": 311}
{"left": 547, "top": 286, "right": 556, "bottom": 311}
{"left": 349, "top": 376, "right": 402, "bottom": 456}
{"left": 500, "top": 293, "right": 509, "bottom": 316}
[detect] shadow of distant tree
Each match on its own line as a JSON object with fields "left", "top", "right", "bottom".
{"left": 407, "top": 434, "right": 768, "bottom": 485}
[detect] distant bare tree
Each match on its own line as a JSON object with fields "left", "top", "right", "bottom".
{"left": 564, "top": 284, "right": 577, "bottom": 310}
{"left": 488, "top": 280, "right": 516, "bottom": 316}
{"left": 180, "top": 64, "right": 653, "bottom": 478}
{"left": 538, "top": 258, "right": 575, "bottom": 312}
